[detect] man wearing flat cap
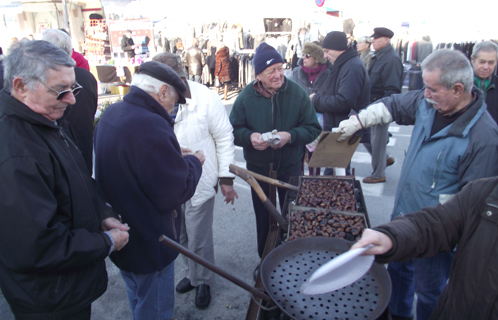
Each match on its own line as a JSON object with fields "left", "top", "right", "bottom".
{"left": 94, "top": 61, "right": 204, "bottom": 319}
{"left": 230, "top": 43, "right": 321, "bottom": 260}
{"left": 362, "top": 27, "right": 403, "bottom": 184}
{"left": 308, "top": 31, "right": 370, "bottom": 175}
{"left": 152, "top": 53, "right": 238, "bottom": 309}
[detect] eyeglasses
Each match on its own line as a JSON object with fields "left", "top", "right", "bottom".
{"left": 304, "top": 54, "right": 312, "bottom": 58}
{"left": 38, "top": 80, "right": 83, "bottom": 100}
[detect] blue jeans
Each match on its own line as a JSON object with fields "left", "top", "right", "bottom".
{"left": 388, "top": 251, "right": 453, "bottom": 320}
{"left": 120, "top": 262, "right": 175, "bottom": 320}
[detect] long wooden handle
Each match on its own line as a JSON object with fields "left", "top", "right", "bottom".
{"left": 229, "top": 164, "right": 299, "bottom": 191}
{"left": 159, "top": 235, "right": 273, "bottom": 303}
{"left": 239, "top": 174, "right": 289, "bottom": 231}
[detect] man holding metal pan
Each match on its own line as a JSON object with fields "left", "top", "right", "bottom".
{"left": 229, "top": 43, "right": 321, "bottom": 261}
{"left": 353, "top": 176, "right": 498, "bottom": 320}
{"left": 338, "top": 49, "right": 498, "bottom": 320}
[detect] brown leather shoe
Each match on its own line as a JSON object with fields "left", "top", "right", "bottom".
{"left": 362, "top": 176, "right": 386, "bottom": 183}
{"left": 386, "top": 157, "right": 395, "bottom": 167}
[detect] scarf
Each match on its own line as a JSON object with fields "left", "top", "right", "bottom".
{"left": 302, "top": 63, "right": 327, "bottom": 83}
{"left": 253, "top": 78, "right": 276, "bottom": 98}
{"left": 474, "top": 75, "right": 492, "bottom": 91}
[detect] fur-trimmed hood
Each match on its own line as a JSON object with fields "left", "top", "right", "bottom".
{"left": 302, "top": 42, "right": 327, "bottom": 64}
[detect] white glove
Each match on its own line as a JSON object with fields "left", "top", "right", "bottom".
{"left": 337, "top": 102, "right": 393, "bottom": 142}
{"left": 358, "top": 102, "right": 393, "bottom": 128}
{"left": 337, "top": 115, "right": 363, "bottom": 142}
{"left": 259, "top": 129, "right": 281, "bottom": 145}
{"left": 259, "top": 132, "right": 272, "bottom": 143}
{"left": 270, "top": 129, "right": 281, "bottom": 145}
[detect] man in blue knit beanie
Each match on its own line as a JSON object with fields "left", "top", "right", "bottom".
{"left": 229, "top": 42, "right": 321, "bottom": 270}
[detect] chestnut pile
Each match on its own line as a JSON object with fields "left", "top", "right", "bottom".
{"left": 296, "top": 179, "right": 357, "bottom": 212}
{"left": 287, "top": 209, "right": 365, "bottom": 241}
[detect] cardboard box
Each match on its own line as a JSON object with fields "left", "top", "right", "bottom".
{"left": 118, "top": 85, "right": 130, "bottom": 95}
{"left": 308, "top": 132, "right": 361, "bottom": 168}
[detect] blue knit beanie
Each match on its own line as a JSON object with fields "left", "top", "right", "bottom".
{"left": 254, "top": 42, "right": 284, "bottom": 75}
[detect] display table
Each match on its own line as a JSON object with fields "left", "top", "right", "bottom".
{"left": 89, "top": 65, "right": 139, "bottom": 84}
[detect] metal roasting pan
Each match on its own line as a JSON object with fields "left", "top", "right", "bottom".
{"left": 260, "top": 236, "right": 391, "bottom": 320}
{"left": 159, "top": 235, "right": 391, "bottom": 320}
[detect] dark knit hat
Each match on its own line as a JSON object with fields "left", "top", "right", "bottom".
{"left": 152, "top": 52, "right": 188, "bottom": 78}
{"left": 302, "top": 42, "right": 327, "bottom": 64}
{"left": 322, "top": 31, "right": 348, "bottom": 51}
{"left": 254, "top": 42, "right": 284, "bottom": 75}
{"left": 371, "top": 27, "right": 394, "bottom": 39}
{"left": 138, "top": 61, "right": 187, "bottom": 104}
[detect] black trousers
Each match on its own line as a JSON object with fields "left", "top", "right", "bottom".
{"left": 250, "top": 168, "right": 301, "bottom": 258}
{"left": 19, "top": 304, "right": 92, "bottom": 320}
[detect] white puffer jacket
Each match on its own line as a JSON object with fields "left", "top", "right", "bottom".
{"left": 174, "top": 80, "right": 235, "bottom": 207}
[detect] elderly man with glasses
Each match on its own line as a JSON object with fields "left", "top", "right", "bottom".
{"left": 0, "top": 40, "right": 130, "bottom": 320}
{"left": 229, "top": 43, "right": 321, "bottom": 262}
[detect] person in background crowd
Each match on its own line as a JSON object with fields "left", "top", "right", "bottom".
{"left": 42, "top": 29, "right": 98, "bottom": 173}
{"left": 153, "top": 52, "right": 237, "bottom": 309}
{"left": 471, "top": 41, "right": 498, "bottom": 124}
{"left": 363, "top": 27, "right": 402, "bottom": 184}
{"left": 121, "top": 30, "right": 139, "bottom": 60}
{"left": 291, "top": 41, "right": 329, "bottom": 176}
{"left": 28, "top": 34, "right": 34, "bottom": 40}
{"left": 0, "top": 39, "right": 129, "bottom": 320}
{"left": 183, "top": 38, "right": 206, "bottom": 83}
{"left": 309, "top": 31, "right": 370, "bottom": 175}
{"left": 215, "top": 43, "right": 231, "bottom": 100}
{"left": 291, "top": 27, "right": 312, "bottom": 69}
{"left": 352, "top": 176, "right": 498, "bottom": 320}
{"left": 229, "top": 42, "right": 321, "bottom": 263}
{"left": 56, "top": 29, "right": 90, "bottom": 71}
{"left": 356, "top": 36, "right": 373, "bottom": 70}
{"left": 72, "top": 48, "right": 90, "bottom": 71}
{"left": 94, "top": 61, "right": 203, "bottom": 320}
{"left": 337, "top": 49, "right": 498, "bottom": 320}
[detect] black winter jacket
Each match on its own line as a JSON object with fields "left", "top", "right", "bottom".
{"left": 0, "top": 89, "right": 114, "bottom": 319}
{"left": 121, "top": 35, "right": 135, "bottom": 58}
{"left": 60, "top": 67, "right": 98, "bottom": 173}
{"left": 368, "top": 43, "right": 403, "bottom": 103}
{"left": 94, "top": 86, "right": 202, "bottom": 274}
{"left": 375, "top": 177, "right": 498, "bottom": 320}
{"left": 0, "top": 60, "right": 4, "bottom": 89}
{"left": 482, "top": 74, "right": 498, "bottom": 125}
{"left": 311, "top": 48, "right": 370, "bottom": 131}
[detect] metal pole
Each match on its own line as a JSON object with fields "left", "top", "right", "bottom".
{"left": 62, "top": 0, "right": 70, "bottom": 34}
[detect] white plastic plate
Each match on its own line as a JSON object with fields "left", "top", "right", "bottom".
{"left": 301, "top": 244, "right": 374, "bottom": 295}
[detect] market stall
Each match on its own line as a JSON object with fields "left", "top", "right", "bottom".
{"left": 84, "top": 17, "right": 153, "bottom": 86}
